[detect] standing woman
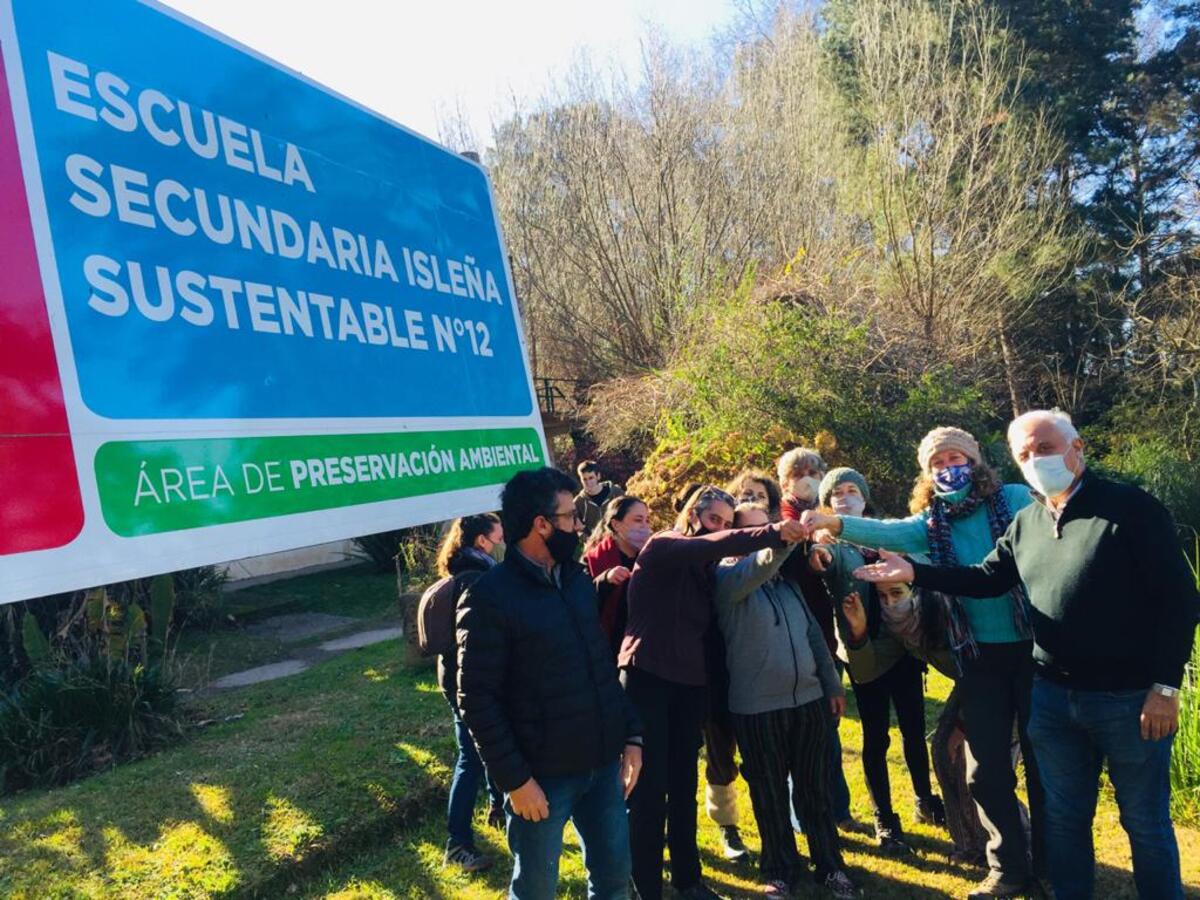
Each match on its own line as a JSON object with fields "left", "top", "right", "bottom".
{"left": 810, "top": 468, "right": 945, "bottom": 854}
{"left": 714, "top": 502, "right": 857, "bottom": 898}
{"left": 803, "top": 427, "right": 1043, "bottom": 898}
{"left": 622, "top": 486, "right": 807, "bottom": 900}
{"left": 434, "top": 514, "right": 506, "bottom": 873}
{"left": 693, "top": 469, "right": 789, "bottom": 861}
{"left": 583, "top": 496, "right": 653, "bottom": 657}
{"left": 841, "top": 585, "right": 1000, "bottom": 868}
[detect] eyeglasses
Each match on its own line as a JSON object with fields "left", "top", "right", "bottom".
{"left": 549, "top": 510, "right": 583, "bottom": 524}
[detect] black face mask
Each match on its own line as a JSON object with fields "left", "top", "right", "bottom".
{"left": 546, "top": 527, "right": 580, "bottom": 565}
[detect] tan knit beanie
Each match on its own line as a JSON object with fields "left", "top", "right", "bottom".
{"left": 917, "top": 426, "right": 982, "bottom": 473}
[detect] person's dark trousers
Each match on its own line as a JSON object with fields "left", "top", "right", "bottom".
{"left": 959, "top": 640, "right": 1044, "bottom": 879}
{"left": 1029, "top": 677, "right": 1183, "bottom": 900}
{"left": 734, "top": 699, "right": 845, "bottom": 883}
{"left": 505, "top": 760, "right": 631, "bottom": 900}
{"left": 703, "top": 627, "right": 740, "bottom": 819}
{"left": 851, "top": 654, "right": 934, "bottom": 817}
{"left": 623, "top": 666, "right": 707, "bottom": 900}
{"left": 447, "top": 703, "right": 503, "bottom": 850}
{"left": 703, "top": 707, "right": 740, "bottom": 824}
{"left": 792, "top": 662, "right": 852, "bottom": 832}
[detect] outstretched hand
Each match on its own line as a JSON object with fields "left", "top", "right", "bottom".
{"left": 852, "top": 549, "right": 914, "bottom": 584}
{"left": 780, "top": 519, "right": 807, "bottom": 544}
{"left": 809, "top": 545, "right": 833, "bottom": 573}
{"left": 799, "top": 509, "right": 841, "bottom": 538}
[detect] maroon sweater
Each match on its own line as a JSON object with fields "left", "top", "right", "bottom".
{"left": 623, "top": 524, "right": 787, "bottom": 686}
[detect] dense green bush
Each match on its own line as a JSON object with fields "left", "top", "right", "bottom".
{"left": 353, "top": 524, "right": 442, "bottom": 579}
{"left": 626, "top": 425, "right": 825, "bottom": 527}
{"left": 168, "top": 565, "right": 230, "bottom": 629}
{"left": 0, "top": 576, "right": 189, "bottom": 795}
{"left": 0, "top": 655, "right": 182, "bottom": 794}
{"left": 632, "top": 280, "right": 997, "bottom": 516}
{"left": 1097, "top": 437, "right": 1200, "bottom": 536}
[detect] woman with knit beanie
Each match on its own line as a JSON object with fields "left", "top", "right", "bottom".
{"left": 809, "top": 467, "right": 946, "bottom": 855}
{"left": 802, "top": 428, "right": 1044, "bottom": 900}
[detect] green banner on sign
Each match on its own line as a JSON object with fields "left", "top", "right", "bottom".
{"left": 95, "top": 428, "right": 545, "bottom": 536}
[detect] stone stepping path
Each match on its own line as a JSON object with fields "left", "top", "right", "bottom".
{"left": 211, "top": 614, "right": 402, "bottom": 689}
{"left": 213, "top": 660, "right": 311, "bottom": 688}
{"left": 244, "top": 612, "right": 357, "bottom": 642}
{"left": 318, "top": 626, "right": 403, "bottom": 652}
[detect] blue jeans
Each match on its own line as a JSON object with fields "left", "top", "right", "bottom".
{"left": 506, "top": 760, "right": 631, "bottom": 900}
{"left": 1028, "top": 677, "right": 1182, "bottom": 900}
{"left": 448, "top": 708, "right": 502, "bottom": 850}
{"left": 791, "top": 716, "right": 852, "bottom": 831}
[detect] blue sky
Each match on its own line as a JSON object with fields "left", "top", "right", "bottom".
{"left": 161, "top": 0, "right": 738, "bottom": 149}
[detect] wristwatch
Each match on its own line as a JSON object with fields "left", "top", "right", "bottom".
{"left": 1152, "top": 683, "right": 1181, "bottom": 698}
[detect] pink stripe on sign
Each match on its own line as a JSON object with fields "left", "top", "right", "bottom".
{"left": 0, "top": 46, "right": 84, "bottom": 555}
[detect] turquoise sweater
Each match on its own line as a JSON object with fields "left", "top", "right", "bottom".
{"left": 839, "top": 483, "right": 1033, "bottom": 644}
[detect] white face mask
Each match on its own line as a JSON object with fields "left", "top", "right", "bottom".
{"left": 831, "top": 494, "right": 866, "bottom": 517}
{"left": 1021, "top": 453, "right": 1076, "bottom": 498}
{"left": 792, "top": 476, "right": 821, "bottom": 502}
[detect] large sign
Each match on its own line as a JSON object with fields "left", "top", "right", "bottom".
{"left": 0, "top": 0, "right": 547, "bottom": 603}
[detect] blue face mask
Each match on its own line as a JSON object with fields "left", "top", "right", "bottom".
{"left": 933, "top": 463, "right": 973, "bottom": 493}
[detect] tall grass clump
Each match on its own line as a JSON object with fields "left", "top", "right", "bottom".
{"left": 1173, "top": 535, "right": 1200, "bottom": 824}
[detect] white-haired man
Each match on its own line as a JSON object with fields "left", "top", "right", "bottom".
{"left": 855, "top": 409, "right": 1199, "bottom": 899}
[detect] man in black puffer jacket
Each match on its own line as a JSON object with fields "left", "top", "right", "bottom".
{"left": 458, "top": 467, "right": 643, "bottom": 900}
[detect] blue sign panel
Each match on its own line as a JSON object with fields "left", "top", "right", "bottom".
{"left": 9, "top": 0, "right": 534, "bottom": 419}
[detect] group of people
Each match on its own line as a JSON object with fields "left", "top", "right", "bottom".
{"left": 425, "top": 410, "right": 1198, "bottom": 900}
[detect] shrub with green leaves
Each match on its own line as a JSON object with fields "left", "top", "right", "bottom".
{"left": 635, "top": 279, "right": 996, "bottom": 516}
{"left": 0, "top": 654, "right": 181, "bottom": 794}
{"left": 0, "top": 575, "right": 188, "bottom": 796}
{"left": 352, "top": 525, "right": 441, "bottom": 576}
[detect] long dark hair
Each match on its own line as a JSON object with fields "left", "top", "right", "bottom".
{"left": 584, "top": 495, "right": 647, "bottom": 554}
{"left": 435, "top": 513, "right": 500, "bottom": 577}
{"left": 916, "top": 588, "right": 951, "bottom": 656}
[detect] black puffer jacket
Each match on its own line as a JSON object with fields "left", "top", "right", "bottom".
{"left": 437, "top": 547, "right": 495, "bottom": 700}
{"left": 457, "top": 549, "right": 642, "bottom": 792}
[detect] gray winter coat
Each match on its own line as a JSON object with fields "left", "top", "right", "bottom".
{"left": 713, "top": 545, "right": 843, "bottom": 716}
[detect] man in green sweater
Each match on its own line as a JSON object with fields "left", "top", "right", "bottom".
{"left": 854, "top": 409, "right": 1199, "bottom": 900}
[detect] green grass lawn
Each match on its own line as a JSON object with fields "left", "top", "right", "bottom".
{"left": 0, "top": 639, "right": 451, "bottom": 899}
{"left": 295, "top": 671, "right": 1200, "bottom": 900}
{"left": 2, "top": 565, "right": 1197, "bottom": 899}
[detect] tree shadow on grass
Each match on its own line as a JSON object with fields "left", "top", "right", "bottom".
{"left": 0, "top": 651, "right": 450, "bottom": 899}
